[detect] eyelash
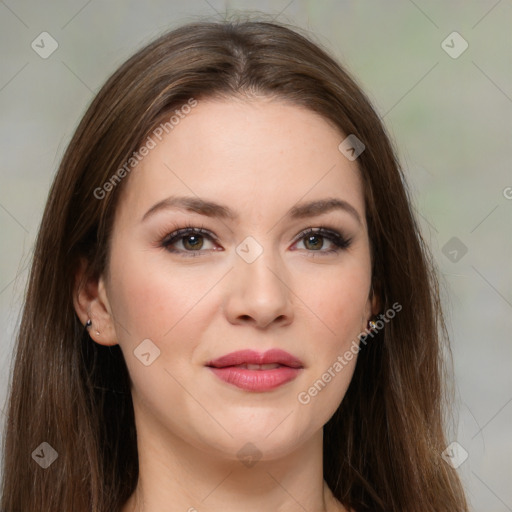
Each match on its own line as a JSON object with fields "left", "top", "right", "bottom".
{"left": 159, "top": 223, "right": 352, "bottom": 258}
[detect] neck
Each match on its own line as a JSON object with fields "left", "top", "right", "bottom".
{"left": 121, "top": 398, "right": 345, "bottom": 512}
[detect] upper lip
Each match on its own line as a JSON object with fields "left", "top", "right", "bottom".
{"left": 206, "top": 349, "right": 303, "bottom": 369}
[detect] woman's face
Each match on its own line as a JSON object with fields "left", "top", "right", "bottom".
{"left": 99, "top": 97, "right": 377, "bottom": 461}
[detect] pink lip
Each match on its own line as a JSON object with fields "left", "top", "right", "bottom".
{"left": 206, "top": 349, "right": 303, "bottom": 392}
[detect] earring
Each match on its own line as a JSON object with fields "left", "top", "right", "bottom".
{"left": 85, "top": 319, "right": 100, "bottom": 336}
{"left": 368, "top": 318, "right": 378, "bottom": 331}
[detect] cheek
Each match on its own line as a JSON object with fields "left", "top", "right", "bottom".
{"left": 106, "top": 248, "right": 218, "bottom": 428}
{"left": 107, "top": 244, "right": 220, "bottom": 343}
{"left": 295, "top": 259, "right": 371, "bottom": 344}
{"left": 290, "top": 260, "right": 370, "bottom": 420}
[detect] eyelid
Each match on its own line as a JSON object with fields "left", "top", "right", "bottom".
{"left": 292, "top": 226, "right": 350, "bottom": 244}
{"left": 160, "top": 226, "right": 219, "bottom": 256}
{"left": 161, "top": 225, "right": 217, "bottom": 244}
{"left": 159, "top": 224, "right": 352, "bottom": 256}
{"left": 291, "top": 227, "right": 352, "bottom": 253}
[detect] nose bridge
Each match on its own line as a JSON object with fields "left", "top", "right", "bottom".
{"left": 237, "top": 234, "right": 288, "bottom": 297}
{"left": 225, "top": 234, "right": 293, "bottom": 327}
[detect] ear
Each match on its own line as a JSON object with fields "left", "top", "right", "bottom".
{"left": 73, "top": 258, "right": 118, "bottom": 346}
{"left": 362, "top": 279, "right": 382, "bottom": 331}
{"left": 370, "top": 281, "right": 381, "bottom": 316}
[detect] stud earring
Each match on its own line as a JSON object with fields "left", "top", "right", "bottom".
{"left": 85, "top": 319, "right": 100, "bottom": 336}
{"left": 368, "top": 317, "right": 378, "bottom": 331}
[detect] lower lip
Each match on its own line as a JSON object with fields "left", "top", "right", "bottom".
{"left": 208, "top": 366, "right": 302, "bottom": 391}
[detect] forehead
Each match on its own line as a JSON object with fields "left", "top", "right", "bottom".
{"left": 116, "top": 97, "right": 365, "bottom": 226}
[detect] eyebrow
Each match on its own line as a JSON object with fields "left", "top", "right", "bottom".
{"left": 142, "top": 195, "right": 362, "bottom": 225}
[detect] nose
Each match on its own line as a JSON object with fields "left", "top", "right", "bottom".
{"left": 223, "top": 244, "right": 294, "bottom": 329}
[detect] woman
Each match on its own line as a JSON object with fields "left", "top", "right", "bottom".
{"left": 1, "top": 19, "right": 469, "bottom": 512}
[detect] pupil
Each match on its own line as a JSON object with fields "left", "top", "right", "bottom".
{"left": 305, "top": 235, "right": 323, "bottom": 250}
{"left": 184, "top": 235, "right": 203, "bottom": 250}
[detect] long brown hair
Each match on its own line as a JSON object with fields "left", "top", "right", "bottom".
{"left": 1, "top": 18, "right": 468, "bottom": 512}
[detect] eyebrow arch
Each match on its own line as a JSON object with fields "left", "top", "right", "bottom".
{"left": 142, "top": 195, "right": 362, "bottom": 225}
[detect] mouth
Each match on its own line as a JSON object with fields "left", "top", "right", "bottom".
{"left": 205, "top": 349, "right": 303, "bottom": 392}
{"left": 223, "top": 363, "right": 284, "bottom": 370}
{"left": 206, "top": 348, "right": 303, "bottom": 369}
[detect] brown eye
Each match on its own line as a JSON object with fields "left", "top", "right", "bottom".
{"left": 161, "top": 227, "right": 217, "bottom": 256}
{"left": 303, "top": 234, "right": 325, "bottom": 250}
{"left": 182, "top": 234, "right": 204, "bottom": 250}
{"left": 294, "top": 227, "right": 352, "bottom": 255}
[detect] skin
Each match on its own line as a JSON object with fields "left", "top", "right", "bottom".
{"left": 74, "top": 97, "right": 379, "bottom": 512}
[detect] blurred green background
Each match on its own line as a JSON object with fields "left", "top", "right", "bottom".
{"left": 1, "top": 1, "right": 511, "bottom": 509}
